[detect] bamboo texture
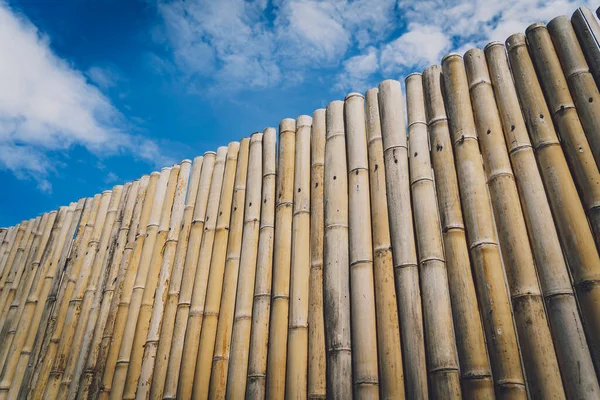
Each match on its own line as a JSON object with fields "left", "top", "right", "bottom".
{"left": 572, "top": 7, "right": 600, "bottom": 86}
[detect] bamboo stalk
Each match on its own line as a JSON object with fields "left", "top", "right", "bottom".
{"left": 345, "top": 93, "right": 380, "bottom": 398}
{"left": 285, "top": 115, "right": 312, "bottom": 399}
{"left": 195, "top": 139, "right": 248, "bottom": 400}
{"left": 406, "top": 73, "right": 462, "bottom": 398}
{"left": 323, "top": 100, "right": 352, "bottom": 399}
{"left": 243, "top": 127, "right": 276, "bottom": 399}
{"left": 506, "top": 32, "right": 600, "bottom": 378}
{"left": 378, "top": 79, "right": 428, "bottom": 399}
{"left": 152, "top": 153, "right": 215, "bottom": 400}
{"left": 0, "top": 226, "right": 18, "bottom": 281}
{"left": 571, "top": 7, "right": 600, "bottom": 87}
{"left": 485, "top": 41, "right": 600, "bottom": 397}
{"left": 0, "top": 220, "right": 34, "bottom": 315}
{"left": 0, "top": 223, "right": 27, "bottom": 297}
{"left": 162, "top": 148, "right": 223, "bottom": 400}
{"left": 224, "top": 133, "right": 263, "bottom": 399}
{"left": 364, "top": 89, "right": 405, "bottom": 399}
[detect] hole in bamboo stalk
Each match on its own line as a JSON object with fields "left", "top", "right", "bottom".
{"left": 394, "top": 158, "right": 398, "bottom": 164}
{"left": 220, "top": 211, "right": 222, "bottom": 216}
{"left": 315, "top": 182, "right": 319, "bottom": 188}
{"left": 487, "top": 129, "right": 491, "bottom": 135}
{"left": 511, "top": 125, "right": 515, "bottom": 131}
{"left": 589, "top": 97, "right": 594, "bottom": 103}
{"left": 333, "top": 176, "right": 337, "bottom": 180}
{"left": 264, "top": 199, "right": 267, "bottom": 203}
{"left": 249, "top": 203, "right": 252, "bottom": 207}
{"left": 234, "top": 207, "right": 237, "bottom": 211}
{"left": 540, "top": 114, "right": 544, "bottom": 119}
{"left": 355, "top": 170, "right": 358, "bottom": 175}
{"left": 298, "top": 188, "right": 301, "bottom": 192}
{"left": 560, "top": 105, "right": 565, "bottom": 111}
{"left": 374, "top": 164, "right": 378, "bottom": 171}
{"left": 414, "top": 152, "right": 418, "bottom": 157}
{"left": 436, "top": 144, "right": 443, "bottom": 152}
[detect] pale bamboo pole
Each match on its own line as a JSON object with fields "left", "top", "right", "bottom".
{"left": 195, "top": 139, "right": 248, "bottom": 399}
{"left": 307, "top": 109, "right": 327, "bottom": 400}
{"left": 285, "top": 115, "right": 312, "bottom": 399}
{"left": 136, "top": 156, "right": 201, "bottom": 400}
{"left": 323, "top": 100, "right": 352, "bottom": 399}
{"left": 177, "top": 142, "right": 238, "bottom": 399}
{"left": 0, "top": 226, "right": 18, "bottom": 281}
{"left": 378, "top": 79, "right": 427, "bottom": 399}
{"left": 0, "top": 220, "right": 33, "bottom": 313}
{"left": 572, "top": 7, "right": 600, "bottom": 87}
{"left": 465, "top": 48, "right": 565, "bottom": 398}
{"left": 507, "top": 32, "right": 600, "bottom": 376}
{"left": 485, "top": 41, "right": 600, "bottom": 397}
{"left": 224, "top": 133, "right": 263, "bottom": 399}
{"left": 365, "top": 89, "right": 405, "bottom": 399}
{"left": 243, "top": 127, "right": 276, "bottom": 399}
{"left": 152, "top": 152, "right": 215, "bottom": 400}
{"left": 109, "top": 167, "right": 174, "bottom": 400}
{"left": 162, "top": 149, "right": 223, "bottom": 400}
{"left": 212, "top": 135, "right": 260, "bottom": 398}
{"left": 0, "top": 231, "right": 6, "bottom": 261}
{"left": 442, "top": 53, "right": 526, "bottom": 399}
{"left": 345, "top": 93, "right": 380, "bottom": 398}
{"left": 406, "top": 73, "right": 462, "bottom": 398}
{"left": 0, "top": 223, "right": 27, "bottom": 295}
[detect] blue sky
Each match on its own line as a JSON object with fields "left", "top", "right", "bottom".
{"left": 0, "top": 0, "right": 593, "bottom": 226}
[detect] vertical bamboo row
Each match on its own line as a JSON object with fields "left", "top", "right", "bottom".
{"left": 0, "top": 220, "right": 34, "bottom": 317}
{"left": 378, "top": 79, "right": 428, "bottom": 399}
{"left": 571, "top": 7, "right": 600, "bottom": 87}
{"left": 0, "top": 227, "right": 18, "bottom": 280}
{"left": 323, "top": 100, "right": 352, "bottom": 399}
{"left": 244, "top": 127, "right": 276, "bottom": 399}
{"left": 442, "top": 53, "right": 527, "bottom": 399}
{"left": 406, "top": 73, "right": 462, "bottom": 398}
{"left": 344, "top": 93, "right": 380, "bottom": 398}
{"left": 0, "top": 223, "right": 27, "bottom": 295}
{"left": 485, "top": 41, "right": 600, "bottom": 397}
{"left": 285, "top": 115, "right": 312, "bottom": 399}
{"left": 193, "top": 139, "right": 246, "bottom": 400}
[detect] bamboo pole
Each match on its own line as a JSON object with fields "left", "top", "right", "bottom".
{"left": 442, "top": 53, "right": 526, "bottom": 399}
{"left": 406, "top": 73, "right": 462, "bottom": 398}
{"left": 110, "top": 167, "right": 174, "bottom": 400}
{"left": 224, "top": 133, "right": 263, "bottom": 399}
{"left": 0, "top": 219, "right": 33, "bottom": 314}
{"left": 0, "top": 222, "right": 27, "bottom": 296}
{"left": 195, "top": 139, "right": 248, "bottom": 400}
{"left": 485, "top": 41, "right": 600, "bottom": 397}
{"left": 285, "top": 115, "right": 312, "bottom": 399}
{"left": 345, "top": 93, "right": 380, "bottom": 398}
{"left": 506, "top": 32, "right": 600, "bottom": 377}
{"left": 465, "top": 48, "right": 565, "bottom": 398}
{"left": 162, "top": 148, "right": 224, "bottom": 400}
{"left": 378, "top": 79, "right": 428, "bottom": 399}
{"left": 323, "top": 100, "right": 352, "bottom": 399}
{"left": 136, "top": 157, "right": 201, "bottom": 400}
{"left": 152, "top": 152, "right": 215, "bottom": 400}
{"left": 0, "top": 226, "right": 18, "bottom": 281}
{"left": 571, "top": 7, "right": 600, "bottom": 87}
{"left": 364, "top": 89, "right": 405, "bottom": 399}
{"left": 307, "top": 109, "right": 327, "bottom": 400}
{"left": 243, "top": 127, "right": 276, "bottom": 399}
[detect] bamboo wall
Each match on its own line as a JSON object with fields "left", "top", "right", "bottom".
{"left": 1, "top": 7, "right": 600, "bottom": 399}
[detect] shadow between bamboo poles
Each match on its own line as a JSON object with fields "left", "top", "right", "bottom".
{"left": 284, "top": 115, "right": 312, "bottom": 399}
{"left": 0, "top": 223, "right": 27, "bottom": 295}
{"left": 121, "top": 166, "right": 183, "bottom": 399}
{"left": 571, "top": 7, "right": 600, "bottom": 87}
{"left": 196, "top": 139, "right": 248, "bottom": 400}
{"left": 214, "top": 134, "right": 262, "bottom": 398}
{"left": 465, "top": 48, "right": 565, "bottom": 398}
{"left": 365, "top": 89, "right": 405, "bottom": 399}
{"left": 323, "top": 100, "right": 352, "bottom": 399}
{"left": 485, "top": 41, "right": 600, "bottom": 397}
{"left": 175, "top": 142, "right": 233, "bottom": 398}
{"left": 0, "top": 226, "right": 19, "bottom": 281}
{"left": 110, "top": 167, "right": 174, "bottom": 400}
{"left": 441, "top": 54, "right": 527, "bottom": 399}
{"left": 243, "top": 127, "right": 276, "bottom": 400}
{"left": 136, "top": 157, "right": 200, "bottom": 400}
{"left": 225, "top": 133, "right": 263, "bottom": 399}
{"left": 422, "top": 65, "right": 494, "bottom": 399}
{"left": 406, "top": 73, "right": 462, "bottom": 398}
{"left": 67, "top": 183, "right": 133, "bottom": 400}
{"left": 506, "top": 32, "right": 600, "bottom": 378}
{"left": 151, "top": 152, "right": 215, "bottom": 400}
{"left": 345, "top": 93, "right": 380, "bottom": 398}
{"left": 378, "top": 79, "right": 428, "bottom": 399}
{"left": 162, "top": 148, "right": 223, "bottom": 400}
{"left": 525, "top": 23, "right": 600, "bottom": 251}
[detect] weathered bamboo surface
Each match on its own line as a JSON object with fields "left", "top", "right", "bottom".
{"left": 3, "top": 7, "right": 600, "bottom": 399}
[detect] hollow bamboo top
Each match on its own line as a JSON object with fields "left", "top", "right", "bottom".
{"left": 464, "top": 49, "right": 492, "bottom": 87}
{"left": 250, "top": 132, "right": 263, "bottom": 143}
{"left": 525, "top": 21, "right": 546, "bottom": 34}
{"left": 180, "top": 159, "right": 192, "bottom": 165}
{"left": 344, "top": 92, "right": 363, "bottom": 100}
{"left": 442, "top": 52, "right": 462, "bottom": 63}
{"left": 405, "top": 72, "right": 422, "bottom": 81}
{"left": 484, "top": 41, "right": 504, "bottom": 52}
{"left": 506, "top": 33, "right": 527, "bottom": 51}
{"left": 226, "top": 142, "right": 240, "bottom": 160}
{"left": 297, "top": 115, "right": 313, "bottom": 127}
{"left": 279, "top": 118, "right": 296, "bottom": 133}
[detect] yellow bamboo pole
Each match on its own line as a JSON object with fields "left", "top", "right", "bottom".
{"left": 442, "top": 53, "right": 526, "bottom": 399}
{"left": 195, "top": 139, "right": 248, "bottom": 399}
{"left": 152, "top": 152, "right": 215, "bottom": 400}
{"left": 285, "top": 115, "right": 312, "bottom": 399}
{"left": 378, "top": 79, "right": 428, "bottom": 399}
{"left": 323, "top": 100, "right": 352, "bottom": 399}
{"left": 224, "top": 133, "right": 263, "bottom": 399}
{"left": 243, "top": 127, "right": 276, "bottom": 399}
{"left": 0, "top": 222, "right": 27, "bottom": 296}
{"left": 486, "top": 41, "right": 600, "bottom": 397}
{"left": 0, "top": 219, "right": 34, "bottom": 315}
{"left": 506, "top": 32, "right": 600, "bottom": 377}
{"left": 162, "top": 148, "right": 223, "bottom": 400}
{"left": 364, "top": 88, "right": 405, "bottom": 399}
{"left": 406, "top": 73, "right": 462, "bottom": 398}
{"left": 345, "top": 93, "right": 380, "bottom": 398}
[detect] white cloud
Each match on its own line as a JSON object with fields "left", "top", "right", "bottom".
{"left": 336, "top": 46, "right": 379, "bottom": 92}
